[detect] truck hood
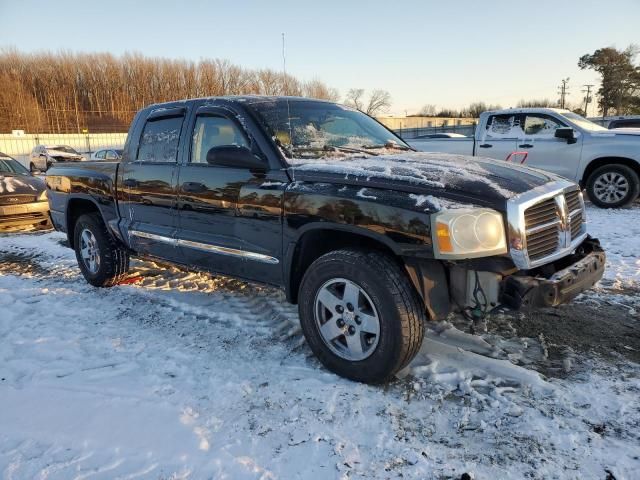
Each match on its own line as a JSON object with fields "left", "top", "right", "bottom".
{"left": 288, "top": 152, "right": 557, "bottom": 206}
{"left": 0, "top": 174, "right": 45, "bottom": 196}
{"left": 47, "top": 149, "right": 83, "bottom": 160}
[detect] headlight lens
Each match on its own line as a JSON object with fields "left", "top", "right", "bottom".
{"left": 432, "top": 208, "right": 507, "bottom": 259}
{"left": 37, "top": 190, "right": 48, "bottom": 201}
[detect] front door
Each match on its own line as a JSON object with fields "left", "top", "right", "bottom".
{"left": 176, "top": 107, "right": 283, "bottom": 282}
{"left": 516, "top": 113, "right": 582, "bottom": 180}
{"left": 475, "top": 113, "right": 520, "bottom": 161}
{"left": 120, "top": 107, "right": 186, "bottom": 262}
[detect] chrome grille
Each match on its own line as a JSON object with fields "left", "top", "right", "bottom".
{"left": 512, "top": 184, "right": 587, "bottom": 268}
{"left": 524, "top": 197, "right": 560, "bottom": 262}
{"left": 0, "top": 194, "right": 36, "bottom": 205}
{"left": 565, "top": 189, "right": 584, "bottom": 240}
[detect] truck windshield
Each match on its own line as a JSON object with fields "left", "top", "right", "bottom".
{"left": 559, "top": 112, "right": 608, "bottom": 132}
{"left": 0, "top": 157, "right": 30, "bottom": 175}
{"left": 247, "top": 100, "right": 410, "bottom": 162}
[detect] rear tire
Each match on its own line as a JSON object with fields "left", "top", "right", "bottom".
{"left": 586, "top": 164, "right": 639, "bottom": 208}
{"left": 74, "top": 213, "right": 130, "bottom": 287}
{"left": 298, "top": 249, "right": 426, "bottom": 383}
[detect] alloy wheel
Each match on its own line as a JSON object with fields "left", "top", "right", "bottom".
{"left": 593, "top": 172, "right": 630, "bottom": 204}
{"left": 314, "top": 277, "right": 381, "bottom": 361}
{"left": 80, "top": 228, "right": 101, "bottom": 274}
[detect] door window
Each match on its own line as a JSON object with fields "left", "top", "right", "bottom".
{"left": 105, "top": 150, "right": 118, "bottom": 160}
{"left": 485, "top": 114, "right": 522, "bottom": 138}
{"left": 137, "top": 115, "right": 184, "bottom": 162}
{"left": 523, "top": 115, "right": 565, "bottom": 137}
{"left": 191, "top": 115, "right": 249, "bottom": 164}
{"left": 95, "top": 150, "right": 106, "bottom": 159}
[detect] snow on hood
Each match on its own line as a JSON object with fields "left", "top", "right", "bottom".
{"left": 0, "top": 175, "right": 44, "bottom": 194}
{"left": 289, "top": 152, "right": 556, "bottom": 201}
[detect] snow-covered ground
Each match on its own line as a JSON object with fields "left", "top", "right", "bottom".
{"left": 0, "top": 204, "right": 639, "bottom": 479}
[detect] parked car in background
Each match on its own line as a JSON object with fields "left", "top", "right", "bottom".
{"left": 410, "top": 108, "right": 640, "bottom": 208}
{"left": 608, "top": 117, "right": 640, "bottom": 129}
{"left": 91, "top": 148, "right": 123, "bottom": 161}
{"left": 29, "top": 145, "right": 84, "bottom": 172}
{"left": 414, "top": 133, "right": 467, "bottom": 139}
{"left": 46, "top": 96, "right": 605, "bottom": 383}
{"left": 0, "top": 152, "right": 50, "bottom": 231}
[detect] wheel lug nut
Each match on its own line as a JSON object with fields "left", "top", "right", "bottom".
{"left": 348, "top": 326, "right": 356, "bottom": 335}
{"left": 346, "top": 303, "right": 354, "bottom": 311}
{"left": 355, "top": 316, "right": 361, "bottom": 325}
{"left": 337, "top": 319, "right": 345, "bottom": 328}
{"left": 336, "top": 305, "right": 344, "bottom": 313}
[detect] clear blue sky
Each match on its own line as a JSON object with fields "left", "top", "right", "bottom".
{"left": 1, "top": 0, "right": 639, "bottom": 115}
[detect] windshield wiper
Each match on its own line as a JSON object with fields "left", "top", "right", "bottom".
{"left": 361, "top": 143, "right": 412, "bottom": 151}
{"left": 292, "top": 145, "right": 379, "bottom": 156}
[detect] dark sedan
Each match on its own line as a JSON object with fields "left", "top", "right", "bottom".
{"left": 0, "top": 153, "right": 51, "bottom": 231}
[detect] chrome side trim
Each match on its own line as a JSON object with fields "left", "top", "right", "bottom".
{"left": 130, "top": 230, "right": 177, "bottom": 245}
{"left": 129, "top": 230, "right": 279, "bottom": 265}
{"left": 506, "top": 180, "right": 588, "bottom": 270}
{"left": 177, "top": 238, "right": 279, "bottom": 264}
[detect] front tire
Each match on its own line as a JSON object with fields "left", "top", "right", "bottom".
{"left": 298, "top": 249, "right": 426, "bottom": 383}
{"left": 586, "top": 164, "right": 639, "bottom": 208}
{"left": 74, "top": 213, "right": 130, "bottom": 287}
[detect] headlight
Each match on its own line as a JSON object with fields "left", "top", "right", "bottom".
{"left": 432, "top": 208, "right": 507, "bottom": 259}
{"left": 37, "top": 190, "right": 48, "bottom": 201}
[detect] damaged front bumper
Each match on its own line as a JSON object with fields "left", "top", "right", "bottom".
{"left": 501, "top": 237, "right": 605, "bottom": 309}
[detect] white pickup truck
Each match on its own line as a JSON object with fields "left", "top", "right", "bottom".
{"left": 410, "top": 108, "right": 640, "bottom": 208}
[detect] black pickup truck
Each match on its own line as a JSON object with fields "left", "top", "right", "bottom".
{"left": 46, "top": 96, "right": 605, "bottom": 383}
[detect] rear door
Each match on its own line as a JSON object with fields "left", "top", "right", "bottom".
{"left": 176, "top": 104, "right": 285, "bottom": 284}
{"left": 517, "top": 113, "right": 582, "bottom": 180}
{"left": 119, "top": 106, "right": 187, "bottom": 262}
{"left": 475, "top": 114, "right": 520, "bottom": 161}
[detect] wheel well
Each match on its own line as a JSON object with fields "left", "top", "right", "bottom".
{"left": 581, "top": 157, "right": 640, "bottom": 186}
{"left": 287, "top": 229, "right": 399, "bottom": 304}
{"left": 66, "top": 199, "right": 100, "bottom": 248}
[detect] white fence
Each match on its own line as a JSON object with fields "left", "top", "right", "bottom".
{"left": 0, "top": 133, "right": 128, "bottom": 167}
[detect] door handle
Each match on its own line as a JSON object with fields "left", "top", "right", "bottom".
{"left": 123, "top": 178, "right": 138, "bottom": 187}
{"left": 518, "top": 144, "right": 534, "bottom": 148}
{"left": 182, "top": 182, "right": 207, "bottom": 193}
{"left": 478, "top": 144, "right": 492, "bottom": 148}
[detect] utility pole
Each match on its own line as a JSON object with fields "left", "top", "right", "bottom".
{"left": 558, "top": 78, "right": 570, "bottom": 109}
{"left": 582, "top": 84, "right": 594, "bottom": 117}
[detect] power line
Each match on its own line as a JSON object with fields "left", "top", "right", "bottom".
{"left": 558, "top": 78, "right": 570, "bottom": 109}
{"left": 582, "top": 84, "right": 595, "bottom": 117}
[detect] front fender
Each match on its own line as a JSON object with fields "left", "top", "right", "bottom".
{"left": 283, "top": 182, "right": 435, "bottom": 257}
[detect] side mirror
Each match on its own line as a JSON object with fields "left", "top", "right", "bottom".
{"left": 555, "top": 127, "right": 577, "bottom": 144}
{"left": 206, "top": 145, "right": 265, "bottom": 170}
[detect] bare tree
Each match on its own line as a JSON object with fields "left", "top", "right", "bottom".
{"left": 365, "top": 89, "right": 391, "bottom": 116}
{"left": 517, "top": 98, "right": 557, "bottom": 108}
{"left": 303, "top": 79, "right": 340, "bottom": 101}
{"left": 0, "top": 49, "right": 339, "bottom": 133}
{"left": 344, "top": 88, "right": 366, "bottom": 111}
{"left": 345, "top": 88, "right": 391, "bottom": 116}
{"left": 417, "top": 104, "right": 436, "bottom": 116}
